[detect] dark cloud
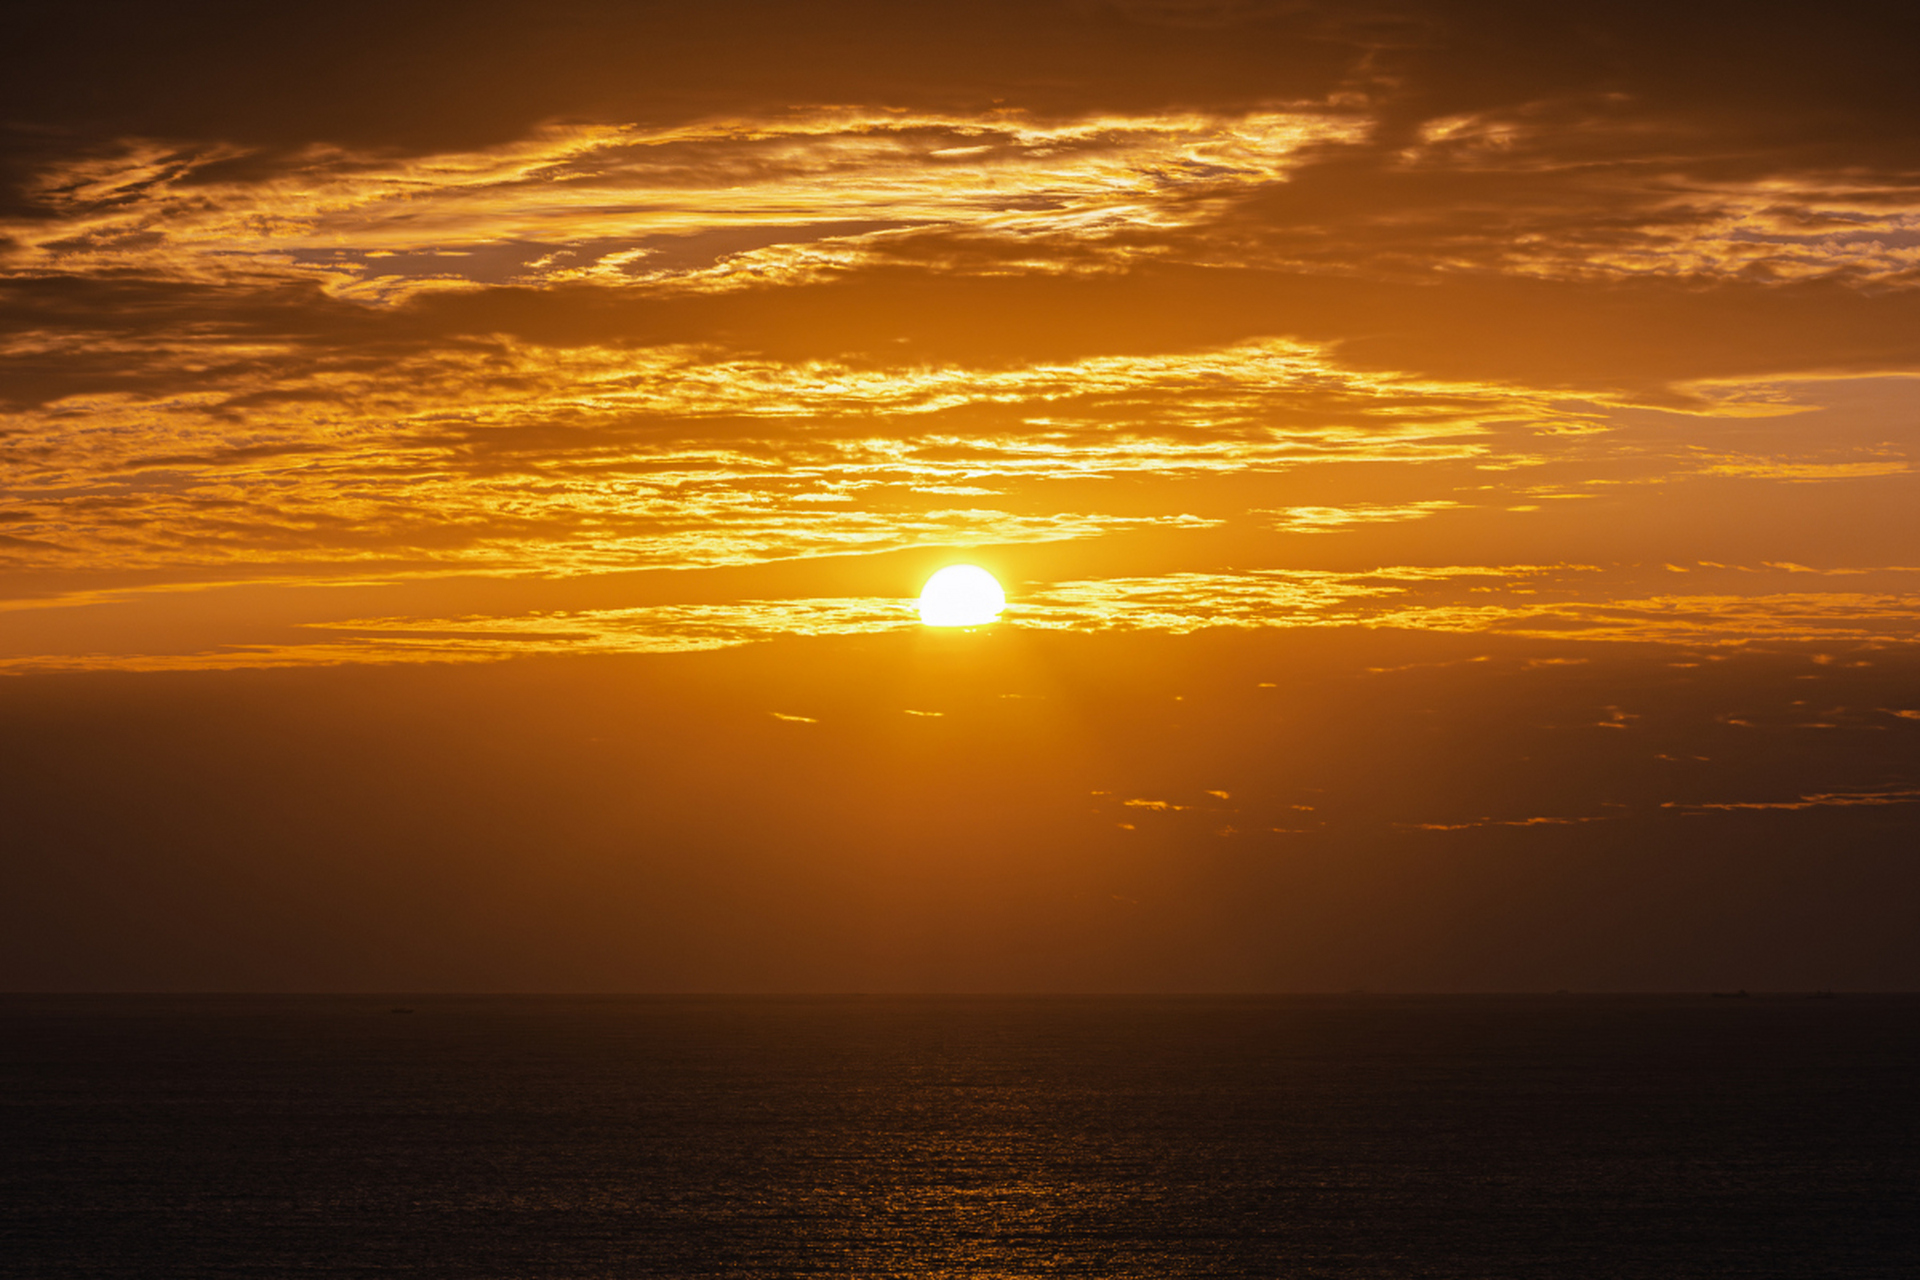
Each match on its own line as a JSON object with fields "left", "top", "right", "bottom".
{"left": 0, "top": 0, "right": 1361, "bottom": 173}
{"left": 11, "top": 2, "right": 1913, "bottom": 155}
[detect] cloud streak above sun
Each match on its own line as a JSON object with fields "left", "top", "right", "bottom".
{"left": 8, "top": 110, "right": 1369, "bottom": 297}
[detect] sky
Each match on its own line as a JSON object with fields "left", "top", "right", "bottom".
{"left": 3, "top": 0, "right": 1918, "bottom": 991}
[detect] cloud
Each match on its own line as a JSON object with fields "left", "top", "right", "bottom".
{"left": 7, "top": 562, "right": 1916, "bottom": 672}
{"left": 1398, "top": 815, "right": 1615, "bottom": 831}
{"left": 1, "top": 111, "right": 1369, "bottom": 297}
{"left": 1260, "top": 500, "right": 1462, "bottom": 531}
{"left": 13, "top": 95, "right": 1920, "bottom": 323}
{"left": 1662, "top": 788, "right": 1920, "bottom": 813}
{"left": 0, "top": 329, "right": 1598, "bottom": 574}
{"left": 3, "top": 7, "right": 1920, "bottom": 671}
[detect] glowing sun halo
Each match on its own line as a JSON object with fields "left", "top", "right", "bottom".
{"left": 918, "top": 565, "right": 1006, "bottom": 627}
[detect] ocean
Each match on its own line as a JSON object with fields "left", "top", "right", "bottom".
{"left": 3, "top": 995, "right": 1916, "bottom": 1277}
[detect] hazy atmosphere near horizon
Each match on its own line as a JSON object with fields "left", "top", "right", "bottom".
{"left": 4, "top": 0, "right": 1920, "bottom": 994}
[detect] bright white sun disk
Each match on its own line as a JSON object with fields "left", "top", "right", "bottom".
{"left": 918, "top": 565, "right": 1006, "bottom": 627}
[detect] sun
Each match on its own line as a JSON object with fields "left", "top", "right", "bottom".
{"left": 918, "top": 565, "right": 1006, "bottom": 627}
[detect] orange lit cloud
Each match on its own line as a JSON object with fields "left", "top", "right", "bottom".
{"left": 4, "top": 11, "right": 1920, "bottom": 674}
{"left": 4, "top": 562, "right": 1915, "bottom": 672}
{"left": 1662, "top": 787, "right": 1920, "bottom": 813}
{"left": 3, "top": 111, "right": 1369, "bottom": 298}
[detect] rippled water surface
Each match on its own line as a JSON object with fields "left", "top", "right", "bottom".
{"left": 4, "top": 995, "right": 1917, "bottom": 1277}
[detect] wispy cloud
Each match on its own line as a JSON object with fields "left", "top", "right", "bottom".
{"left": 1663, "top": 787, "right": 1920, "bottom": 812}
{"left": 13, "top": 99, "right": 1918, "bottom": 303}
{"left": 5, "top": 86, "right": 1920, "bottom": 668}
{"left": 7, "top": 562, "right": 1915, "bottom": 671}
{"left": 4, "top": 111, "right": 1368, "bottom": 297}
{"left": 0, "top": 336, "right": 1582, "bottom": 573}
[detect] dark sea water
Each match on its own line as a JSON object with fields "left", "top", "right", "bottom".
{"left": 2, "top": 995, "right": 1916, "bottom": 1278}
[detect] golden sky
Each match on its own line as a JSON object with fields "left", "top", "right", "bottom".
{"left": 3, "top": 1, "right": 1918, "bottom": 990}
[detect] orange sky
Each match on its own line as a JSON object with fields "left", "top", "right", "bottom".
{"left": 3, "top": 1, "right": 1917, "bottom": 990}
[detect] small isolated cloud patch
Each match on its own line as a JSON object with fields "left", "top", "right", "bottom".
{"left": 1663, "top": 787, "right": 1920, "bottom": 812}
